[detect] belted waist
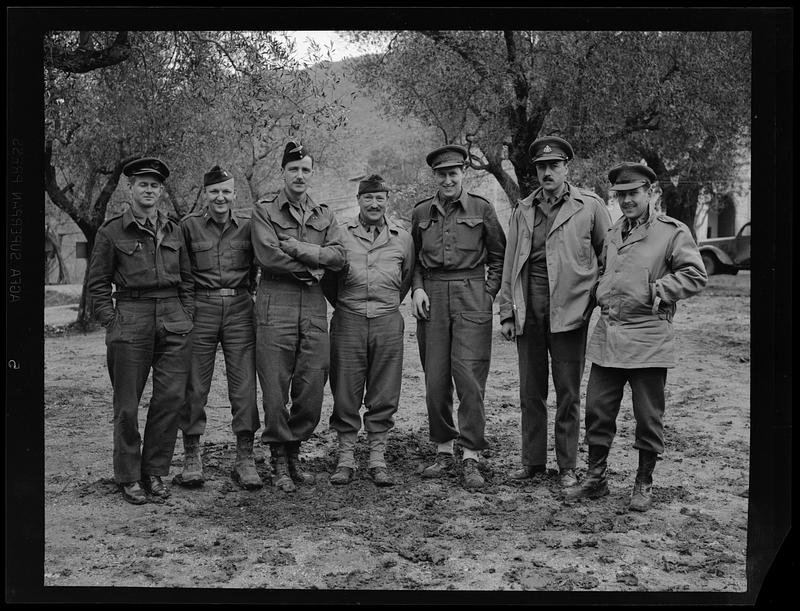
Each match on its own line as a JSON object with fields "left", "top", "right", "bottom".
{"left": 113, "top": 286, "right": 179, "bottom": 299}
{"left": 264, "top": 273, "right": 318, "bottom": 286}
{"left": 195, "top": 287, "right": 249, "bottom": 297}
{"left": 422, "top": 268, "right": 486, "bottom": 281}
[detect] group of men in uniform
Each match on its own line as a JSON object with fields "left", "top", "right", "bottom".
{"left": 86, "top": 135, "right": 707, "bottom": 513}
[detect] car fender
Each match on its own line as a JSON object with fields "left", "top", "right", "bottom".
{"left": 698, "top": 244, "right": 734, "bottom": 266}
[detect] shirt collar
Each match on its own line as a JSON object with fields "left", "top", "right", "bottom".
{"left": 278, "top": 187, "right": 318, "bottom": 213}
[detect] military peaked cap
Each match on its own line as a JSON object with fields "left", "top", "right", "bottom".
{"left": 608, "top": 162, "right": 657, "bottom": 191}
{"left": 529, "top": 136, "right": 573, "bottom": 163}
{"left": 426, "top": 144, "right": 468, "bottom": 170}
{"left": 203, "top": 165, "right": 233, "bottom": 186}
{"left": 281, "top": 140, "right": 311, "bottom": 168}
{"left": 123, "top": 157, "right": 170, "bottom": 181}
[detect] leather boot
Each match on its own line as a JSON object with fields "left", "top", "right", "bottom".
{"left": 367, "top": 431, "right": 394, "bottom": 487}
{"left": 331, "top": 432, "right": 357, "bottom": 485}
{"left": 629, "top": 449, "right": 657, "bottom": 512}
{"left": 564, "top": 445, "right": 610, "bottom": 502}
{"left": 287, "top": 441, "right": 315, "bottom": 485}
{"left": 271, "top": 444, "right": 296, "bottom": 492}
{"left": 174, "top": 433, "right": 204, "bottom": 488}
{"left": 231, "top": 433, "right": 264, "bottom": 490}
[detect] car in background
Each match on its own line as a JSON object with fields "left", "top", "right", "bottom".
{"left": 698, "top": 222, "right": 750, "bottom": 275}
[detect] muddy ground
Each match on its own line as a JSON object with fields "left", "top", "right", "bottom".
{"left": 42, "top": 272, "right": 750, "bottom": 596}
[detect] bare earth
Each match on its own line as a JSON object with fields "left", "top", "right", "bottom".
{"left": 43, "top": 273, "right": 750, "bottom": 593}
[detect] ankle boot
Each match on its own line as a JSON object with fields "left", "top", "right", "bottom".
{"left": 367, "top": 431, "right": 394, "bottom": 487}
{"left": 232, "top": 433, "right": 263, "bottom": 490}
{"left": 175, "top": 433, "right": 204, "bottom": 487}
{"left": 331, "top": 432, "right": 357, "bottom": 485}
{"left": 565, "top": 445, "right": 610, "bottom": 502}
{"left": 629, "top": 449, "right": 657, "bottom": 512}
{"left": 270, "top": 444, "right": 296, "bottom": 492}
{"left": 287, "top": 441, "right": 314, "bottom": 485}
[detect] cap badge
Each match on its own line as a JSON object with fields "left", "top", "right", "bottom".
{"left": 543, "top": 145, "right": 552, "bottom": 153}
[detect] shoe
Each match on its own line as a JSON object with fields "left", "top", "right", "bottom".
{"left": 421, "top": 453, "right": 455, "bottom": 478}
{"left": 564, "top": 446, "right": 610, "bottom": 503}
{"left": 509, "top": 464, "right": 546, "bottom": 480}
{"left": 330, "top": 466, "right": 354, "bottom": 485}
{"left": 288, "top": 453, "right": 315, "bottom": 485}
{"left": 141, "top": 475, "right": 169, "bottom": 500}
{"left": 271, "top": 455, "right": 297, "bottom": 492}
{"left": 462, "top": 458, "right": 485, "bottom": 489}
{"left": 232, "top": 434, "right": 264, "bottom": 490}
{"left": 629, "top": 479, "right": 653, "bottom": 512}
{"left": 120, "top": 481, "right": 147, "bottom": 505}
{"left": 559, "top": 468, "right": 579, "bottom": 488}
{"left": 367, "top": 466, "right": 394, "bottom": 487}
{"left": 173, "top": 433, "right": 204, "bottom": 488}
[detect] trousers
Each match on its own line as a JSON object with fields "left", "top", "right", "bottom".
{"left": 180, "top": 293, "right": 259, "bottom": 436}
{"left": 585, "top": 364, "right": 668, "bottom": 454}
{"left": 516, "top": 274, "right": 588, "bottom": 469}
{"left": 105, "top": 296, "right": 192, "bottom": 483}
{"left": 329, "top": 309, "right": 404, "bottom": 434}
{"left": 255, "top": 278, "right": 329, "bottom": 446}
{"left": 416, "top": 275, "right": 493, "bottom": 451}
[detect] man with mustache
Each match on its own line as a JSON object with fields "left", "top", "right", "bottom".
{"left": 86, "top": 157, "right": 194, "bottom": 504}
{"left": 323, "top": 174, "right": 415, "bottom": 487}
{"left": 251, "top": 141, "right": 346, "bottom": 492}
{"left": 566, "top": 162, "right": 707, "bottom": 511}
{"left": 176, "top": 165, "right": 261, "bottom": 491}
{"left": 411, "top": 144, "right": 506, "bottom": 490}
{"left": 498, "top": 136, "right": 611, "bottom": 491}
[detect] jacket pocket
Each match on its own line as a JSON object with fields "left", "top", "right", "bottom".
{"left": 114, "top": 239, "right": 149, "bottom": 279}
{"left": 160, "top": 238, "right": 182, "bottom": 272}
{"left": 191, "top": 240, "right": 215, "bottom": 271}
{"left": 455, "top": 217, "right": 484, "bottom": 251}
{"left": 162, "top": 318, "right": 193, "bottom": 335}
{"left": 230, "top": 239, "right": 252, "bottom": 269}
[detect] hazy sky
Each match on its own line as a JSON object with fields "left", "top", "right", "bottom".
{"left": 287, "top": 30, "right": 383, "bottom": 61}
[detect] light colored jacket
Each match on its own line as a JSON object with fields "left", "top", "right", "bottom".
{"left": 586, "top": 211, "right": 707, "bottom": 368}
{"left": 334, "top": 217, "right": 415, "bottom": 318}
{"left": 498, "top": 183, "right": 611, "bottom": 334}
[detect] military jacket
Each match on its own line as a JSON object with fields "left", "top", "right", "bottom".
{"left": 86, "top": 207, "right": 194, "bottom": 326}
{"left": 334, "top": 216, "right": 415, "bottom": 318}
{"left": 586, "top": 211, "right": 708, "bottom": 368}
{"left": 250, "top": 188, "right": 345, "bottom": 284}
{"left": 180, "top": 208, "right": 256, "bottom": 291}
{"left": 410, "top": 190, "right": 506, "bottom": 296}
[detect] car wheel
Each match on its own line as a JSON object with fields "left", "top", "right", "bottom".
{"left": 701, "top": 253, "right": 717, "bottom": 276}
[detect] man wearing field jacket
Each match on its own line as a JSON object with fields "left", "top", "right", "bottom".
{"left": 498, "top": 136, "right": 611, "bottom": 489}
{"left": 565, "top": 162, "right": 707, "bottom": 512}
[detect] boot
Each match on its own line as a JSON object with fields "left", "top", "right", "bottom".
{"left": 629, "top": 449, "right": 657, "bottom": 512}
{"left": 287, "top": 441, "right": 315, "bottom": 485}
{"left": 367, "top": 431, "right": 394, "bottom": 487}
{"left": 422, "top": 453, "right": 455, "bottom": 478}
{"left": 331, "top": 432, "right": 357, "bottom": 485}
{"left": 564, "top": 445, "right": 610, "bottom": 502}
{"left": 174, "top": 433, "right": 204, "bottom": 488}
{"left": 462, "top": 458, "right": 485, "bottom": 489}
{"left": 231, "top": 433, "right": 264, "bottom": 490}
{"left": 270, "top": 444, "right": 296, "bottom": 492}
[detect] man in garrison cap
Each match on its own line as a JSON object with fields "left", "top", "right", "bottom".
{"left": 498, "top": 136, "right": 612, "bottom": 491}
{"left": 176, "top": 165, "right": 262, "bottom": 491}
{"left": 565, "top": 162, "right": 707, "bottom": 512}
{"left": 250, "top": 141, "right": 346, "bottom": 492}
{"left": 86, "top": 156, "right": 194, "bottom": 505}
{"left": 322, "top": 174, "right": 415, "bottom": 487}
{"left": 410, "top": 144, "right": 506, "bottom": 490}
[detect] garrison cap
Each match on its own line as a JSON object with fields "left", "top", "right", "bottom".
{"left": 529, "top": 136, "right": 573, "bottom": 163}
{"left": 281, "top": 140, "right": 311, "bottom": 168}
{"left": 123, "top": 157, "right": 170, "bottom": 181}
{"left": 357, "top": 174, "right": 389, "bottom": 196}
{"left": 608, "top": 162, "right": 657, "bottom": 191}
{"left": 426, "top": 144, "right": 468, "bottom": 170}
{"left": 203, "top": 165, "right": 233, "bottom": 187}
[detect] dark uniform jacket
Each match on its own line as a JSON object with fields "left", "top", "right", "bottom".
{"left": 87, "top": 207, "right": 194, "bottom": 326}
{"left": 180, "top": 208, "right": 257, "bottom": 292}
{"left": 250, "top": 188, "right": 345, "bottom": 284}
{"left": 410, "top": 190, "right": 506, "bottom": 296}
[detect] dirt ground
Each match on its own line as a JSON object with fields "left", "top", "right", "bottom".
{"left": 43, "top": 272, "right": 750, "bottom": 594}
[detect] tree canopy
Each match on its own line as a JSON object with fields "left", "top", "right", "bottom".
{"left": 345, "top": 30, "right": 751, "bottom": 229}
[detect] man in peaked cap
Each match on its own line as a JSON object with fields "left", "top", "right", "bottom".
{"left": 177, "top": 165, "right": 262, "bottom": 491}
{"left": 410, "top": 143, "right": 506, "bottom": 490}
{"left": 86, "top": 156, "right": 194, "bottom": 504}
{"left": 322, "top": 174, "right": 415, "bottom": 487}
{"left": 250, "top": 140, "right": 346, "bottom": 492}
{"left": 498, "top": 135, "right": 612, "bottom": 492}
{"left": 566, "top": 162, "right": 707, "bottom": 511}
